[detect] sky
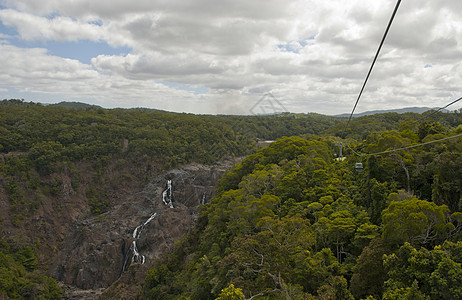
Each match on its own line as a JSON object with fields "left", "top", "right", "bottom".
{"left": 0, "top": 0, "right": 461, "bottom": 115}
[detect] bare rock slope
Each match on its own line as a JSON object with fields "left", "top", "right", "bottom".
{"left": 49, "top": 160, "right": 237, "bottom": 296}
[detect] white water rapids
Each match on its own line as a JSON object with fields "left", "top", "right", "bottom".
{"left": 123, "top": 180, "right": 174, "bottom": 272}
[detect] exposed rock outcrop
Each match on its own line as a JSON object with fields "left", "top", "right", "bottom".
{"left": 49, "top": 160, "right": 237, "bottom": 292}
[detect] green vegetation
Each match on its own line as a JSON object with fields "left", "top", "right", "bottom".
{"left": 0, "top": 99, "right": 341, "bottom": 298}
{"left": 0, "top": 239, "right": 63, "bottom": 299}
{"left": 327, "top": 109, "right": 462, "bottom": 140}
{"left": 0, "top": 99, "right": 341, "bottom": 166}
{"left": 2, "top": 99, "right": 462, "bottom": 299}
{"left": 0, "top": 99, "right": 341, "bottom": 220}
{"left": 143, "top": 114, "right": 462, "bottom": 299}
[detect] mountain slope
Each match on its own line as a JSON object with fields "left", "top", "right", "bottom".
{"left": 334, "top": 106, "right": 445, "bottom": 118}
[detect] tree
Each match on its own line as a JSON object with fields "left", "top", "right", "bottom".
{"left": 368, "top": 179, "right": 390, "bottom": 225}
{"left": 29, "top": 141, "right": 64, "bottom": 175}
{"left": 418, "top": 121, "right": 446, "bottom": 142}
{"left": 226, "top": 215, "right": 314, "bottom": 298}
{"left": 430, "top": 256, "right": 462, "bottom": 299}
{"left": 350, "top": 238, "right": 388, "bottom": 299}
{"left": 383, "top": 241, "right": 462, "bottom": 299}
{"left": 216, "top": 284, "right": 245, "bottom": 300}
{"left": 431, "top": 152, "right": 462, "bottom": 212}
{"left": 317, "top": 276, "right": 354, "bottom": 300}
{"left": 383, "top": 280, "right": 429, "bottom": 300}
{"left": 353, "top": 223, "right": 380, "bottom": 252}
{"left": 328, "top": 210, "right": 356, "bottom": 262}
{"left": 382, "top": 198, "right": 451, "bottom": 248}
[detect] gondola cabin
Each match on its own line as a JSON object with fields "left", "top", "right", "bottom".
{"left": 355, "top": 162, "right": 363, "bottom": 172}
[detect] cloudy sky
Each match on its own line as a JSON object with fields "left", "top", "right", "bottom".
{"left": 0, "top": 0, "right": 461, "bottom": 115}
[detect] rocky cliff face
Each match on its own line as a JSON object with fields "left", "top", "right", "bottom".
{"left": 47, "top": 160, "right": 236, "bottom": 293}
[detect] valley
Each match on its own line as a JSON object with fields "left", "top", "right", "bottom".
{"left": 1, "top": 99, "right": 462, "bottom": 299}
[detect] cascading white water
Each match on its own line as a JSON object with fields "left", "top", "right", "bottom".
{"left": 123, "top": 181, "right": 175, "bottom": 272}
{"left": 162, "top": 180, "right": 174, "bottom": 208}
{"left": 133, "top": 213, "right": 157, "bottom": 239}
{"left": 123, "top": 212, "right": 157, "bottom": 271}
{"left": 201, "top": 193, "right": 206, "bottom": 205}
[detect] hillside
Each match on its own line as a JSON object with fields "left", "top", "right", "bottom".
{"left": 334, "top": 106, "right": 445, "bottom": 118}
{"left": 1, "top": 99, "right": 462, "bottom": 299}
{"left": 0, "top": 99, "right": 340, "bottom": 298}
{"left": 143, "top": 128, "right": 462, "bottom": 299}
{"left": 49, "top": 101, "right": 103, "bottom": 110}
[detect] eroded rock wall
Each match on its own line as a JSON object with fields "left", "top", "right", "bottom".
{"left": 49, "top": 160, "right": 236, "bottom": 290}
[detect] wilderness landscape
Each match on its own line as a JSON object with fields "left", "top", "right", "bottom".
{"left": 2, "top": 0, "right": 462, "bottom": 298}
{"left": 1, "top": 99, "right": 462, "bottom": 299}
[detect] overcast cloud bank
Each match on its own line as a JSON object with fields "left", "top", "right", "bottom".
{"left": 0, "top": 0, "right": 461, "bottom": 115}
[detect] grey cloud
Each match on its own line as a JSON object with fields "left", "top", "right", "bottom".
{"left": 4, "top": 0, "right": 294, "bottom": 56}
{"left": 1, "top": 0, "right": 462, "bottom": 115}
{"left": 0, "top": 9, "right": 105, "bottom": 41}
{"left": 4, "top": 0, "right": 293, "bottom": 20}
{"left": 92, "top": 51, "right": 225, "bottom": 79}
{"left": 119, "top": 13, "right": 290, "bottom": 56}
{"left": 426, "top": 37, "right": 461, "bottom": 60}
{"left": 254, "top": 56, "right": 306, "bottom": 75}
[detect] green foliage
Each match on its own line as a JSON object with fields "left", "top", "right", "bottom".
{"left": 14, "top": 246, "right": 38, "bottom": 272}
{"left": 383, "top": 280, "right": 429, "bottom": 300}
{"left": 327, "top": 110, "right": 462, "bottom": 140}
{"left": 86, "top": 187, "right": 110, "bottom": 215}
{"left": 142, "top": 117, "right": 462, "bottom": 299}
{"left": 382, "top": 198, "right": 451, "bottom": 248}
{"left": 431, "top": 151, "right": 462, "bottom": 212}
{"left": 383, "top": 241, "right": 462, "bottom": 299}
{"left": 0, "top": 100, "right": 344, "bottom": 221}
{"left": 0, "top": 99, "right": 341, "bottom": 167}
{"left": 2, "top": 100, "right": 462, "bottom": 298}
{"left": 216, "top": 284, "right": 245, "bottom": 300}
{"left": 0, "top": 239, "right": 63, "bottom": 299}
{"left": 350, "top": 238, "right": 388, "bottom": 299}
{"left": 29, "top": 141, "right": 64, "bottom": 175}
{"left": 144, "top": 136, "right": 376, "bottom": 298}
{"left": 418, "top": 121, "right": 446, "bottom": 141}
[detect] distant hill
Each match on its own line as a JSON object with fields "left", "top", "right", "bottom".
{"left": 334, "top": 107, "right": 447, "bottom": 118}
{"left": 50, "top": 101, "right": 102, "bottom": 110}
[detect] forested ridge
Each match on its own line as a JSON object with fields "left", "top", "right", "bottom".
{"left": 143, "top": 111, "right": 462, "bottom": 299}
{"left": 0, "top": 99, "right": 345, "bottom": 216}
{"left": 1, "top": 99, "right": 462, "bottom": 299}
{"left": 0, "top": 99, "right": 340, "bottom": 298}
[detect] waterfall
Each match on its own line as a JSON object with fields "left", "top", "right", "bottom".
{"left": 133, "top": 212, "right": 157, "bottom": 239}
{"left": 201, "top": 193, "right": 206, "bottom": 205}
{"left": 123, "top": 180, "right": 175, "bottom": 272}
{"left": 131, "top": 240, "right": 144, "bottom": 264}
{"left": 162, "top": 180, "right": 174, "bottom": 208}
{"left": 122, "top": 212, "right": 157, "bottom": 272}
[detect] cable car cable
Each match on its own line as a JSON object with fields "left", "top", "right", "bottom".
{"left": 345, "top": 132, "right": 462, "bottom": 158}
{"left": 404, "top": 96, "right": 462, "bottom": 128}
{"left": 341, "top": 0, "right": 402, "bottom": 139}
{"left": 362, "top": 132, "right": 462, "bottom": 156}
{"left": 341, "top": 95, "right": 462, "bottom": 158}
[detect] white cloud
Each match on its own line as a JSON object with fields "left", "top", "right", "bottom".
{"left": 0, "top": 43, "right": 216, "bottom": 113}
{"left": 0, "top": 0, "right": 461, "bottom": 114}
{"left": 0, "top": 9, "right": 105, "bottom": 42}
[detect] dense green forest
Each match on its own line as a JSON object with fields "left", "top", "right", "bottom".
{"left": 0, "top": 240, "right": 63, "bottom": 299}
{"left": 0, "top": 99, "right": 341, "bottom": 298}
{"left": 0, "top": 99, "right": 341, "bottom": 217}
{"left": 1, "top": 99, "right": 462, "bottom": 299}
{"left": 0, "top": 99, "right": 342, "bottom": 163}
{"left": 143, "top": 115, "right": 462, "bottom": 299}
